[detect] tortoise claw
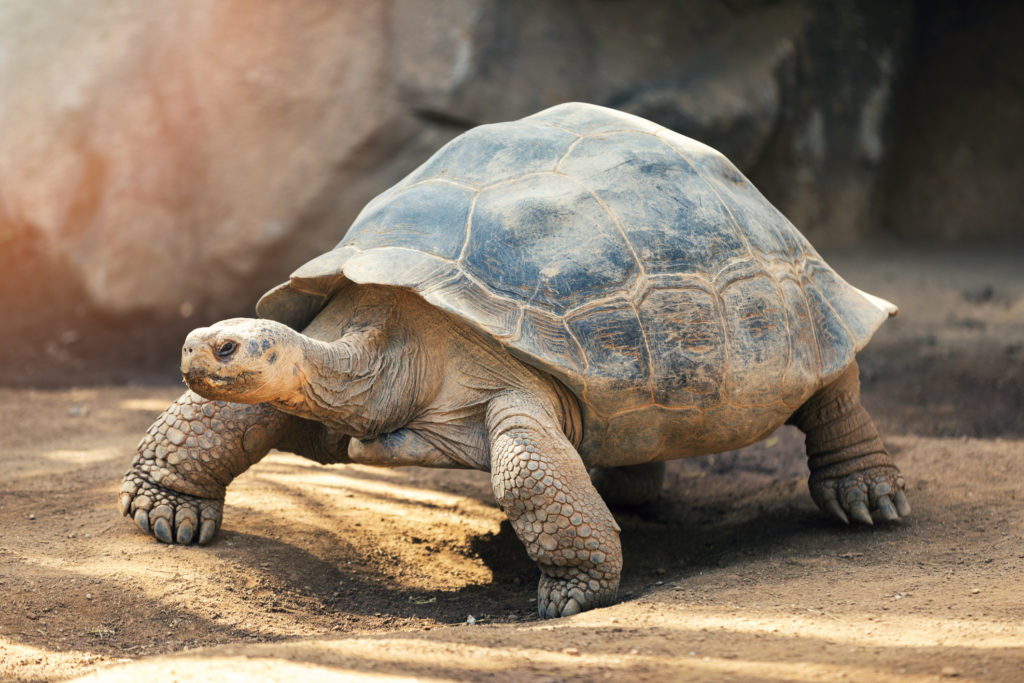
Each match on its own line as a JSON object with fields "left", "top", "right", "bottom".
{"left": 810, "top": 466, "right": 909, "bottom": 526}
{"left": 876, "top": 495, "right": 899, "bottom": 521}
{"left": 537, "top": 574, "right": 615, "bottom": 619}
{"left": 133, "top": 508, "right": 150, "bottom": 533}
{"left": 119, "top": 492, "right": 133, "bottom": 517}
{"left": 894, "top": 490, "right": 911, "bottom": 517}
{"left": 176, "top": 523, "right": 194, "bottom": 545}
{"left": 199, "top": 519, "right": 218, "bottom": 546}
{"left": 153, "top": 517, "right": 174, "bottom": 544}
{"left": 824, "top": 499, "right": 850, "bottom": 524}
{"left": 849, "top": 500, "right": 873, "bottom": 526}
{"left": 175, "top": 506, "right": 199, "bottom": 544}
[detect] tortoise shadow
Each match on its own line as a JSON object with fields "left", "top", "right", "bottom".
{"left": 212, "top": 444, "right": 876, "bottom": 620}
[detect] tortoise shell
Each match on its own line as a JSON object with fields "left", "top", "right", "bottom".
{"left": 257, "top": 103, "right": 896, "bottom": 466}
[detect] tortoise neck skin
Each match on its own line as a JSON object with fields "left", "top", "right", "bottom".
{"left": 277, "top": 325, "right": 424, "bottom": 439}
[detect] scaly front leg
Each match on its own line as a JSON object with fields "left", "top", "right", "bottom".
{"left": 486, "top": 392, "right": 622, "bottom": 618}
{"left": 120, "top": 390, "right": 348, "bottom": 545}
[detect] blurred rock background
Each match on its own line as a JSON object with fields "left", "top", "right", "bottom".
{"left": 0, "top": 0, "right": 1020, "bottom": 385}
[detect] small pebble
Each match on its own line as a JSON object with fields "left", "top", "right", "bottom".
{"left": 466, "top": 615, "right": 477, "bottom": 625}
{"left": 970, "top": 588, "right": 980, "bottom": 594}
{"left": 85, "top": 593, "right": 93, "bottom": 600}
{"left": 941, "top": 666, "right": 959, "bottom": 677}
{"left": 562, "top": 647, "right": 580, "bottom": 656}
{"left": 28, "top": 514, "right": 36, "bottom": 520}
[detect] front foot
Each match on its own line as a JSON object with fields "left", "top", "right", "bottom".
{"left": 810, "top": 466, "right": 910, "bottom": 525}
{"left": 120, "top": 471, "right": 223, "bottom": 545}
{"left": 538, "top": 570, "right": 617, "bottom": 618}
{"left": 118, "top": 391, "right": 294, "bottom": 546}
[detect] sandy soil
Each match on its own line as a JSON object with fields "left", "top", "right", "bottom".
{"left": 1, "top": 248, "right": 1022, "bottom": 682}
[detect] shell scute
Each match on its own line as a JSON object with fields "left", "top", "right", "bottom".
{"left": 465, "top": 173, "right": 637, "bottom": 314}
{"left": 558, "top": 132, "right": 745, "bottom": 276}
{"left": 424, "top": 275, "right": 520, "bottom": 341}
{"left": 516, "top": 308, "right": 585, "bottom": 377}
{"left": 778, "top": 278, "right": 821, "bottom": 406}
{"left": 636, "top": 287, "right": 725, "bottom": 408}
{"left": 697, "top": 155, "right": 806, "bottom": 263}
{"left": 527, "top": 104, "right": 661, "bottom": 136}
{"left": 720, "top": 275, "right": 790, "bottom": 407}
{"left": 565, "top": 300, "right": 652, "bottom": 416}
{"left": 344, "top": 182, "right": 475, "bottom": 261}
{"left": 801, "top": 278, "right": 856, "bottom": 379}
{"left": 808, "top": 265, "right": 879, "bottom": 343}
{"left": 339, "top": 248, "right": 456, "bottom": 292}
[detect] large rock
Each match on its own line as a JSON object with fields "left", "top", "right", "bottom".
{"left": 883, "top": 0, "right": 1024, "bottom": 243}
{"left": 0, "top": 0, "right": 1017, "bottom": 383}
{"left": 0, "top": 1, "right": 404, "bottom": 318}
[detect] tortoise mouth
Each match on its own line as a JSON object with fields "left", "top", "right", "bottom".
{"left": 183, "top": 365, "right": 271, "bottom": 404}
{"left": 182, "top": 368, "right": 226, "bottom": 397}
{"left": 182, "top": 364, "right": 240, "bottom": 397}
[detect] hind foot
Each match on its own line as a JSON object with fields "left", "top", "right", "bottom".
{"left": 120, "top": 471, "right": 223, "bottom": 545}
{"left": 810, "top": 465, "right": 910, "bottom": 525}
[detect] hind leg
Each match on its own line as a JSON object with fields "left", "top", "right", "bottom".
{"left": 788, "top": 361, "right": 910, "bottom": 525}
{"left": 589, "top": 462, "right": 666, "bottom": 507}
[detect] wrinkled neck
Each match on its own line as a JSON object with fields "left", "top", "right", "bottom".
{"left": 276, "top": 327, "right": 422, "bottom": 439}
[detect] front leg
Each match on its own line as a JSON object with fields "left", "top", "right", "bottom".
{"left": 486, "top": 392, "right": 622, "bottom": 618}
{"left": 120, "top": 390, "right": 348, "bottom": 545}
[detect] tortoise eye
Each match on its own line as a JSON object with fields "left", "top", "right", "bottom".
{"left": 215, "top": 340, "right": 238, "bottom": 359}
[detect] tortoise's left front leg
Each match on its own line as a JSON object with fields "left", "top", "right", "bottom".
{"left": 120, "top": 390, "right": 348, "bottom": 545}
{"left": 486, "top": 392, "right": 622, "bottom": 618}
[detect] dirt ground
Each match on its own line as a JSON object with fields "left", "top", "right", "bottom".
{"left": 1, "top": 247, "right": 1022, "bottom": 682}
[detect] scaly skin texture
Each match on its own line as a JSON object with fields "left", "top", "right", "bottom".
{"left": 789, "top": 361, "right": 910, "bottom": 525}
{"left": 487, "top": 393, "right": 622, "bottom": 618}
{"left": 120, "top": 390, "right": 349, "bottom": 545}
{"left": 120, "top": 391, "right": 290, "bottom": 544}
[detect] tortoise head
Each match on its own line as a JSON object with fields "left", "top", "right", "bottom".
{"left": 181, "top": 318, "right": 301, "bottom": 404}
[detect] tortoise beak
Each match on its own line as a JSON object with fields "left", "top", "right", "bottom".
{"left": 181, "top": 327, "right": 211, "bottom": 376}
{"left": 181, "top": 327, "right": 226, "bottom": 392}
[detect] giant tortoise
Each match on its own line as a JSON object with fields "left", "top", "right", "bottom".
{"left": 120, "top": 102, "right": 907, "bottom": 618}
